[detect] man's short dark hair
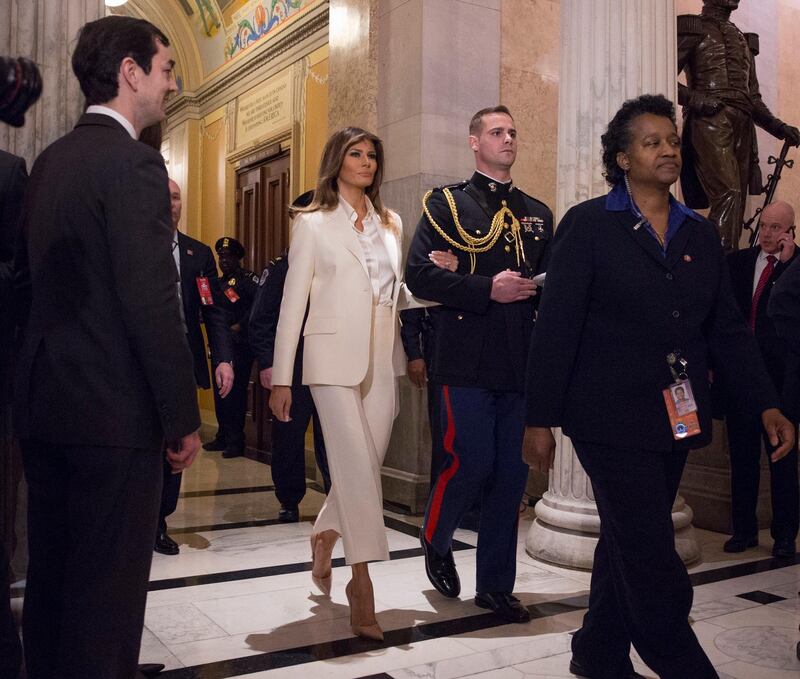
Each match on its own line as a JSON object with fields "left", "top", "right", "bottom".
{"left": 469, "top": 105, "right": 514, "bottom": 136}
{"left": 72, "top": 16, "right": 170, "bottom": 106}
{"left": 600, "top": 94, "right": 676, "bottom": 187}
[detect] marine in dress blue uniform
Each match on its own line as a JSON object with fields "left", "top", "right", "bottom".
{"left": 406, "top": 164, "right": 552, "bottom": 621}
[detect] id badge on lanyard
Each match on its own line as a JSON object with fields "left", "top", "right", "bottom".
{"left": 196, "top": 277, "right": 214, "bottom": 306}
{"left": 662, "top": 352, "right": 701, "bottom": 440}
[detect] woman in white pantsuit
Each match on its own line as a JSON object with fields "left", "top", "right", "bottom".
{"left": 269, "top": 128, "right": 451, "bottom": 640}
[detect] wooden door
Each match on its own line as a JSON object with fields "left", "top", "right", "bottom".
{"left": 235, "top": 152, "right": 290, "bottom": 457}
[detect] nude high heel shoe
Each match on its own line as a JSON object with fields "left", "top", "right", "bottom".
{"left": 310, "top": 533, "right": 332, "bottom": 596}
{"left": 345, "top": 580, "right": 384, "bottom": 641}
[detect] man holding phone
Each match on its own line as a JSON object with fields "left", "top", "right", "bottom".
{"left": 722, "top": 200, "right": 799, "bottom": 558}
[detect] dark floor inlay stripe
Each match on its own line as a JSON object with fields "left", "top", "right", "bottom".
{"left": 169, "top": 509, "right": 435, "bottom": 540}
{"left": 687, "top": 553, "right": 799, "bottom": 587}
{"left": 169, "top": 516, "right": 317, "bottom": 535}
{"left": 736, "top": 590, "right": 788, "bottom": 605}
{"left": 157, "top": 595, "right": 589, "bottom": 678}
{"left": 179, "top": 485, "right": 278, "bottom": 499}
{"left": 149, "top": 539, "right": 474, "bottom": 592}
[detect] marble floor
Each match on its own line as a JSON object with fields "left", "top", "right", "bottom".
{"left": 16, "top": 447, "right": 798, "bottom": 678}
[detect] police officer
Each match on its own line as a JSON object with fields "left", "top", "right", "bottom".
{"left": 211, "top": 236, "right": 259, "bottom": 459}
{"left": 405, "top": 105, "right": 552, "bottom": 623}
{"left": 249, "top": 246, "right": 331, "bottom": 522}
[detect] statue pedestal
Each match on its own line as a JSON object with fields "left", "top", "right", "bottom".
{"left": 526, "top": 430, "right": 701, "bottom": 570}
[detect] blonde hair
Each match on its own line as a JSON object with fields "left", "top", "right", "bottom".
{"left": 293, "top": 127, "right": 396, "bottom": 230}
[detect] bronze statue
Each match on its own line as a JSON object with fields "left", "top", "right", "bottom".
{"left": 678, "top": 0, "right": 800, "bottom": 250}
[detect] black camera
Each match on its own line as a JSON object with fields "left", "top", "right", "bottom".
{"left": 0, "top": 56, "right": 42, "bottom": 127}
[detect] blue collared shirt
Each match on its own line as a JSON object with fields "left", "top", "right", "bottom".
{"left": 605, "top": 182, "right": 702, "bottom": 254}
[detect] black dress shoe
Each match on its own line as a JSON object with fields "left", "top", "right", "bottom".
{"left": 202, "top": 437, "right": 226, "bottom": 451}
{"left": 278, "top": 505, "right": 299, "bottom": 523}
{"left": 154, "top": 531, "right": 179, "bottom": 556}
{"left": 723, "top": 534, "right": 758, "bottom": 553}
{"left": 773, "top": 538, "right": 796, "bottom": 558}
{"left": 420, "top": 534, "right": 460, "bottom": 598}
{"left": 138, "top": 663, "right": 165, "bottom": 677}
{"left": 222, "top": 446, "right": 243, "bottom": 459}
{"left": 568, "top": 658, "right": 645, "bottom": 678}
{"left": 474, "top": 592, "right": 530, "bottom": 623}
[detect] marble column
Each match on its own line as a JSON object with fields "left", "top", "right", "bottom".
{"left": 0, "top": 0, "right": 107, "bottom": 168}
{"left": 526, "top": 0, "right": 701, "bottom": 569}
{"left": 328, "top": 0, "right": 378, "bottom": 133}
{"left": 375, "top": 0, "right": 501, "bottom": 512}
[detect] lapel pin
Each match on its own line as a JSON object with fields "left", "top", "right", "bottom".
{"left": 683, "top": 254, "right": 692, "bottom": 262}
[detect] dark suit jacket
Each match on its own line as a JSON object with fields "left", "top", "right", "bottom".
{"left": 0, "top": 151, "right": 26, "bottom": 410}
{"left": 526, "top": 195, "right": 777, "bottom": 452}
{"left": 14, "top": 113, "right": 200, "bottom": 450}
{"left": 726, "top": 246, "right": 798, "bottom": 392}
{"left": 769, "top": 255, "right": 800, "bottom": 420}
{"left": 176, "top": 231, "right": 233, "bottom": 389}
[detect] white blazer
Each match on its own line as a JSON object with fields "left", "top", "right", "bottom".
{"left": 272, "top": 202, "right": 418, "bottom": 387}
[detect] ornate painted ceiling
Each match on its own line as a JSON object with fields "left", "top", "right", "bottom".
{"left": 113, "top": 0, "right": 322, "bottom": 91}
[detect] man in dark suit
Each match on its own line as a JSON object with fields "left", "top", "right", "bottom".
{"left": 155, "top": 178, "right": 234, "bottom": 556}
{"left": 769, "top": 252, "right": 800, "bottom": 426}
{"left": 14, "top": 16, "right": 201, "bottom": 679}
{"left": 405, "top": 105, "right": 551, "bottom": 623}
{"left": 249, "top": 248, "right": 331, "bottom": 522}
{"left": 0, "top": 149, "right": 26, "bottom": 679}
{"left": 724, "top": 200, "right": 799, "bottom": 558}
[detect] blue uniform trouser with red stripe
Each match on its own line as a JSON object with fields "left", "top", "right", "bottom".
{"left": 423, "top": 385, "right": 528, "bottom": 594}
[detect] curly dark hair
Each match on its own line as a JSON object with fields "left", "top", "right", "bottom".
{"left": 600, "top": 94, "right": 676, "bottom": 187}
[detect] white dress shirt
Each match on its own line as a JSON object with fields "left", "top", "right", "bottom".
{"left": 752, "top": 248, "right": 777, "bottom": 297}
{"left": 85, "top": 105, "right": 137, "bottom": 139}
{"left": 340, "top": 196, "right": 395, "bottom": 306}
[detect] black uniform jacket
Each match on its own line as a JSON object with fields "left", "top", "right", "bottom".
{"left": 768, "top": 256, "right": 800, "bottom": 420}
{"left": 14, "top": 113, "right": 199, "bottom": 450}
{"left": 247, "top": 253, "right": 298, "bottom": 378}
{"left": 177, "top": 231, "right": 233, "bottom": 389}
{"left": 213, "top": 265, "right": 259, "bottom": 346}
{"left": 526, "top": 194, "right": 778, "bottom": 452}
{"left": 726, "top": 246, "right": 798, "bottom": 392}
{"left": 405, "top": 172, "right": 553, "bottom": 391}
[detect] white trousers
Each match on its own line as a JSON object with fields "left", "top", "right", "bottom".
{"left": 310, "top": 305, "right": 397, "bottom": 564}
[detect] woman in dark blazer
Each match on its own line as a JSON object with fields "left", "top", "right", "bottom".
{"left": 523, "top": 94, "right": 794, "bottom": 679}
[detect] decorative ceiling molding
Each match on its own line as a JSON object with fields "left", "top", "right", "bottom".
{"left": 112, "top": 0, "right": 205, "bottom": 92}
{"left": 165, "top": 2, "right": 328, "bottom": 128}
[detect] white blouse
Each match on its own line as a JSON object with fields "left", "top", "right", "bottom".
{"left": 340, "top": 196, "right": 395, "bottom": 307}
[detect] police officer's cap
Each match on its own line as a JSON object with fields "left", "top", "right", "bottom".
{"left": 215, "top": 236, "right": 245, "bottom": 259}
